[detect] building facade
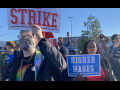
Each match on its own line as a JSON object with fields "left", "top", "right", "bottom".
{"left": 63, "top": 36, "right": 82, "bottom": 49}
{"left": 0, "top": 41, "right": 8, "bottom": 52}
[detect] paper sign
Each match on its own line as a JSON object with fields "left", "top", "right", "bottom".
{"left": 47, "top": 38, "right": 58, "bottom": 47}
{"left": 114, "top": 48, "right": 120, "bottom": 59}
{"left": 7, "top": 8, "right": 61, "bottom": 33}
{"left": 67, "top": 54, "right": 101, "bottom": 77}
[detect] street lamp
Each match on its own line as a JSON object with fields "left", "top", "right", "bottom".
{"left": 68, "top": 17, "right": 74, "bottom": 43}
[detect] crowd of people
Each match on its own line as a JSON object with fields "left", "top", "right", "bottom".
{"left": 0, "top": 24, "right": 120, "bottom": 81}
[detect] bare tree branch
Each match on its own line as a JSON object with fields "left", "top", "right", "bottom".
{"left": 0, "top": 23, "right": 6, "bottom": 37}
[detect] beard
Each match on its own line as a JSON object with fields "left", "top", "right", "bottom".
{"left": 19, "top": 36, "right": 35, "bottom": 51}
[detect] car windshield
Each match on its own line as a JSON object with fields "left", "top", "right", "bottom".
{"left": 68, "top": 47, "right": 76, "bottom": 49}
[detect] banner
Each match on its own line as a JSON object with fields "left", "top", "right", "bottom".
{"left": 67, "top": 54, "right": 101, "bottom": 77}
{"left": 47, "top": 38, "right": 58, "bottom": 47}
{"left": 7, "top": 8, "right": 61, "bottom": 33}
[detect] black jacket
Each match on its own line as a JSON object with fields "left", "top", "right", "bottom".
{"left": 2, "top": 38, "right": 67, "bottom": 81}
{"left": 52, "top": 57, "right": 74, "bottom": 81}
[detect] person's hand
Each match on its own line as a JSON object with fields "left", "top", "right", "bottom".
{"left": 5, "top": 78, "right": 9, "bottom": 81}
{"left": 76, "top": 72, "right": 84, "bottom": 81}
{"left": 29, "top": 24, "right": 43, "bottom": 41}
{"left": 110, "top": 54, "right": 114, "bottom": 58}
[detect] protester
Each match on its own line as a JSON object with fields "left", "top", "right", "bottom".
{"left": 15, "top": 43, "right": 20, "bottom": 51}
{"left": 1, "top": 42, "right": 21, "bottom": 81}
{"left": 57, "top": 33, "right": 71, "bottom": 47}
{"left": 109, "top": 34, "right": 120, "bottom": 81}
{"left": 4, "top": 41, "right": 16, "bottom": 65}
{"left": 2, "top": 24, "right": 66, "bottom": 81}
{"left": 98, "top": 34, "right": 110, "bottom": 56}
{"left": 53, "top": 46, "right": 73, "bottom": 81}
{"left": 1, "top": 41, "right": 16, "bottom": 81}
{"left": 59, "top": 46, "right": 69, "bottom": 62}
{"left": 58, "top": 42, "right": 64, "bottom": 49}
{"left": 109, "top": 34, "right": 120, "bottom": 58}
{"left": 75, "top": 40, "right": 117, "bottom": 81}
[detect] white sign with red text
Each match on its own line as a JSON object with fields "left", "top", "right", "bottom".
{"left": 47, "top": 38, "right": 58, "bottom": 47}
{"left": 7, "top": 8, "right": 61, "bottom": 33}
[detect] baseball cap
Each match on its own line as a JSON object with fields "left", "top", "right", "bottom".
{"left": 59, "top": 46, "right": 69, "bottom": 54}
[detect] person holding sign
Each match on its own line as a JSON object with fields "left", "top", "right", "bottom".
{"left": 2, "top": 24, "right": 66, "bottom": 81}
{"left": 109, "top": 34, "right": 120, "bottom": 58}
{"left": 109, "top": 34, "right": 120, "bottom": 81}
{"left": 76, "top": 40, "right": 116, "bottom": 81}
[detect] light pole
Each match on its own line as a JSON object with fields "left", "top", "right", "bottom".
{"left": 68, "top": 17, "right": 74, "bottom": 44}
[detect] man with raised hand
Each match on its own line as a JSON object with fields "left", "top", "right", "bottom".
{"left": 2, "top": 24, "right": 66, "bottom": 81}
{"left": 58, "top": 33, "right": 71, "bottom": 48}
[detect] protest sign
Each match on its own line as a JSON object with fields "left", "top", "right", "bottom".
{"left": 67, "top": 54, "right": 101, "bottom": 77}
{"left": 7, "top": 8, "right": 61, "bottom": 33}
{"left": 114, "top": 48, "right": 120, "bottom": 59}
{"left": 47, "top": 38, "right": 58, "bottom": 47}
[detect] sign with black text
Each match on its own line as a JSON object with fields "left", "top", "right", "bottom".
{"left": 114, "top": 48, "right": 120, "bottom": 59}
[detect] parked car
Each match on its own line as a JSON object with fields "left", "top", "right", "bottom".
{"left": 68, "top": 47, "right": 77, "bottom": 55}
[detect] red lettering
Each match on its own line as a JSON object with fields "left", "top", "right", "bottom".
{"left": 51, "top": 13, "right": 58, "bottom": 28}
{"left": 36, "top": 8, "right": 41, "bottom": 9}
{"left": 28, "top": 10, "right": 36, "bottom": 25}
{"left": 10, "top": 8, "right": 18, "bottom": 24}
{"left": 32, "top": 8, "right": 41, "bottom": 9}
{"left": 42, "top": 11, "right": 51, "bottom": 27}
{"left": 37, "top": 11, "right": 42, "bottom": 26}
{"left": 18, "top": 9, "right": 27, "bottom": 25}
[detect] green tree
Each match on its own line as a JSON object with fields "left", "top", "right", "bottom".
{"left": 78, "top": 15, "right": 103, "bottom": 54}
{"left": 83, "top": 15, "right": 103, "bottom": 41}
{"left": 77, "top": 35, "right": 88, "bottom": 54}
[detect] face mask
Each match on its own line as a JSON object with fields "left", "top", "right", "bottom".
{"left": 19, "top": 36, "right": 35, "bottom": 51}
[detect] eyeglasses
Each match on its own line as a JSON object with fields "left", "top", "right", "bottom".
{"left": 114, "top": 38, "right": 120, "bottom": 40}
{"left": 18, "top": 34, "right": 35, "bottom": 39}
